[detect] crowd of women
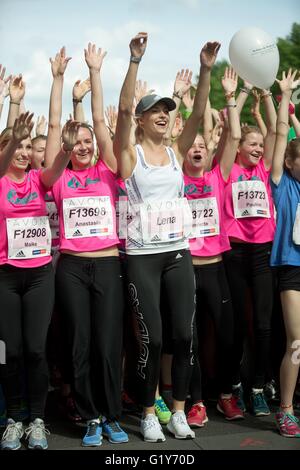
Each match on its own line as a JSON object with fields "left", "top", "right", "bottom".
{"left": 0, "top": 31, "right": 300, "bottom": 450}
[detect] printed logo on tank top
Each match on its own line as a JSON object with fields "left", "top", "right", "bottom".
{"left": 67, "top": 176, "right": 101, "bottom": 189}
{"left": 237, "top": 175, "right": 261, "bottom": 182}
{"left": 117, "top": 186, "right": 127, "bottom": 196}
{"left": 184, "top": 184, "right": 213, "bottom": 196}
{"left": 7, "top": 189, "right": 38, "bottom": 205}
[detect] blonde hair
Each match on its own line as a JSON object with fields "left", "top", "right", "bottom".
{"left": 240, "top": 125, "right": 263, "bottom": 144}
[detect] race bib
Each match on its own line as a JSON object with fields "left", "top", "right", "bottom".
{"left": 292, "top": 203, "right": 300, "bottom": 245}
{"left": 189, "top": 197, "right": 219, "bottom": 238}
{"left": 6, "top": 216, "right": 51, "bottom": 259}
{"left": 232, "top": 180, "right": 270, "bottom": 218}
{"left": 63, "top": 196, "right": 113, "bottom": 239}
{"left": 140, "top": 198, "right": 192, "bottom": 244}
{"left": 116, "top": 196, "right": 132, "bottom": 240}
{"left": 46, "top": 201, "right": 59, "bottom": 240}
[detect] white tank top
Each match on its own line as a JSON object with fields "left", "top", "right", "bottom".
{"left": 125, "top": 144, "right": 190, "bottom": 255}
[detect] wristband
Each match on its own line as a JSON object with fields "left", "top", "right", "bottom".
{"left": 72, "top": 99, "right": 82, "bottom": 103}
{"left": 226, "top": 103, "right": 237, "bottom": 108}
{"left": 240, "top": 87, "right": 252, "bottom": 95}
{"left": 173, "top": 91, "right": 183, "bottom": 100}
{"left": 10, "top": 101, "right": 20, "bottom": 105}
{"left": 130, "top": 56, "right": 141, "bottom": 64}
{"left": 225, "top": 91, "right": 235, "bottom": 101}
{"left": 261, "top": 92, "right": 272, "bottom": 99}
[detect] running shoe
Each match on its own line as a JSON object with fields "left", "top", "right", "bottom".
{"left": 25, "top": 418, "right": 50, "bottom": 450}
{"left": 275, "top": 411, "right": 300, "bottom": 438}
{"left": 167, "top": 411, "right": 195, "bottom": 439}
{"left": 102, "top": 420, "right": 128, "bottom": 443}
{"left": 154, "top": 396, "right": 171, "bottom": 424}
{"left": 1, "top": 418, "right": 24, "bottom": 450}
{"left": 140, "top": 414, "right": 166, "bottom": 442}
{"left": 187, "top": 402, "right": 208, "bottom": 427}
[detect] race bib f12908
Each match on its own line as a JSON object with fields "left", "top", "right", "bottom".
{"left": 6, "top": 216, "right": 51, "bottom": 259}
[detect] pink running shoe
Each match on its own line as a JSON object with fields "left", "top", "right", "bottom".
{"left": 275, "top": 411, "right": 300, "bottom": 438}
{"left": 187, "top": 402, "right": 208, "bottom": 427}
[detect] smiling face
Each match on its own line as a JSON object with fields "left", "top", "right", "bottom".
{"left": 8, "top": 137, "right": 32, "bottom": 172}
{"left": 237, "top": 132, "right": 264, "bottom": 168}
{"left": 70, "top": 126, "right": 95, "bottom": 170}
{"left": 31, "top": 136, "right": 46, "bottom": 168}
{"left": 137, "top": 102, "right": 170, "bottom": 137}
{"left": 185, "top": 135, "right": 209, "bottom": 173}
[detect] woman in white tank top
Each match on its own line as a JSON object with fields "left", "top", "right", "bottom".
{"left": 113, "top": 32, "right": 220, "bottom": 442}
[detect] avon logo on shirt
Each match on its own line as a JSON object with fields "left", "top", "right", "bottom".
{"left": 7, "top": 190, "right": 38, "bottom": 205}
{"left": 237, "top": 175, "right": 261, "bottom": 182}
{"left": 67, "top": 177, "right": 101, "bottom": 189}
{"left": 184, "top": 184, "right": 213, "bottom": 196}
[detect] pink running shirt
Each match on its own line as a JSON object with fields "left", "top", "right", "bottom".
{"left": 51, "top": 159, "right": 119, "bottom": 253}
{"left": 184, "top": 164, "right": 231, "bottom": 257}
{"left": 223, "top": 160, "right": 275, "bottom": 243}
{"left": 0, "top": 170, "right": 52, "bottom": 268}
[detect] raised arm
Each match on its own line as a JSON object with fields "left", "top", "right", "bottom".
{"left": 173, "top": 41, "right": 220, "bottom": 162}
{"left": 72, "top": 78, "right": 91, "bottom": 122}
{"left": 272, "top": 69, "right": 299, "bottom": 184}
{"left": 44, "top": 47, "right": 71, "bottom": 168}
{"left": 219, "top": 67, "right": 241, "bottom": 180}
{"left": 164, "top": 69, "right": 192, "bottom": 144}
{"left": 7, "top": 75, "right": 25, "bottom": 128}
{"left": 251, "top": 90, "right": 267, "bottom": 138}
{"left": 0, "top": 65, "right": 11, "bottom": 123}
{"left": 113, "top": 32, "right": 148, "bottom": 178}
{"left": 0, "top": 112, "right": 34, "bottom": 177}
{"left": 236, "top": 80, "right": 253, "bottom": 116}
{"left": 41, "top": 120, "right": 79, "bottom": 188}
{"left": 261, "top": 89, "right": 277, "bottom": 169}
{"left": 85, "top": 43, "right": 117, "bottom": 172}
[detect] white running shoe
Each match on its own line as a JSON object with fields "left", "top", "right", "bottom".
{"left": 167, "top": 411, "right": 195, "bottom": 439}
{"left": 140, "top": 414, "right": 166, "bottom": 442}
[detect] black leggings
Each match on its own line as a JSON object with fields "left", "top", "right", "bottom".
{"left": 55, "top": 254, "right": 124, "bottom": 421}
{"left": 126, "top": 249, "right": 195, "bottom": 407}
{"left": 190, "top": 261, "right": 235, "bottom": 401}
{"left": 0, "top": 262, "right": 54, "bottom": 421}
{"left": 223, "top": 242, "right": 274, "bottom": 389}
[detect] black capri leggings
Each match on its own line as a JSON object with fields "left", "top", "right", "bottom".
{"left": 55, "top": 254, "right": 124, "bottom": 421}
{"left": 126, "top": 249, "right": 195, "bottom": 407}
{"left": 0, "top": 262, "right": 54, "bottom": 421}
{"left": 223, "top": 242, "right": 274, "bottom": 389}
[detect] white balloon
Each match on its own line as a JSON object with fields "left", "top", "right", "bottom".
{"left": 229, "top": 27, "right": 280, "bottom": 89}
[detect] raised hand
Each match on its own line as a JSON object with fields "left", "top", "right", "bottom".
{"left": 200, "top": 41, "right": 221, "bottom": 69}
{"left": 135, "top": 79, "right": 154, "bottom": 104}
{"left": 73, "top": 78, "right": 91, "bottom": 100}
{"left": 221, "top": 66, "right": 238, "bottom": 94}
{"left": 276, "top": 69, "right": 299, "bottom": 94}
{"left": 62, "top": 120, "right": 81, "bottom": 152}
{"left": 0, "top": 64, "right": 11, "bottom": 96}
{"left": 35, "top": 115, "right": 47, "bottom": 136}
{"left": 105, "top": 105, "right": 118, "bottom": 135}
{"left": 182, "top": 87, "right": 195, "bottom": 111}
{"left": 171, "top": 112, "right": 183, "bottom": 139}
{"left": 50, "top": 47, "right": 71, "bottom": 78}
{"left": 13, "top": 112, "right": 34, "bottom": 142}
{"left": 174, "top": 69, "right": 193, "bottom": 98}
{"left": 130, "top": 32, "right": 148, "bottom": 59}
{"left": 84, "top": 43, "right": 107, "bottom": 71}
{"left": 9, "top": 75, "right": 25, "bottom": 103}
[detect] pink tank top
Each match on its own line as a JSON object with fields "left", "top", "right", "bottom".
{"left": 223, "top": 160, "right": 275, "bottom": 243}
{"left": 45, "top": 191, "right": 59, "bottom": 248}
{"left": 52, "top": 159, "right": 119, "bottom": 253}
{"left": 0, "top": 170, "right": 52, "bottom": 268}
{"left": 184, "top": 165, "right": 231, "bottom": 257}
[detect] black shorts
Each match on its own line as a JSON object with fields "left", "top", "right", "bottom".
{"left": 277, "top": 265, "right": 300, "bottom": 292}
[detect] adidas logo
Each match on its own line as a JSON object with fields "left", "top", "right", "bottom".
{"left": 175, "top": 253, "right": 182, "bottom": 259}
{"left": 73, "top": 229, "right": 83, "bottom": 236}
{"left": 16, "top": 250, "right": 26, "bottom": 258}
{"left": 151, "top": 234, "right": 161, "bottom": 242}
{"left": 241, "top": 210, "right": 250, "bottom": 216}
